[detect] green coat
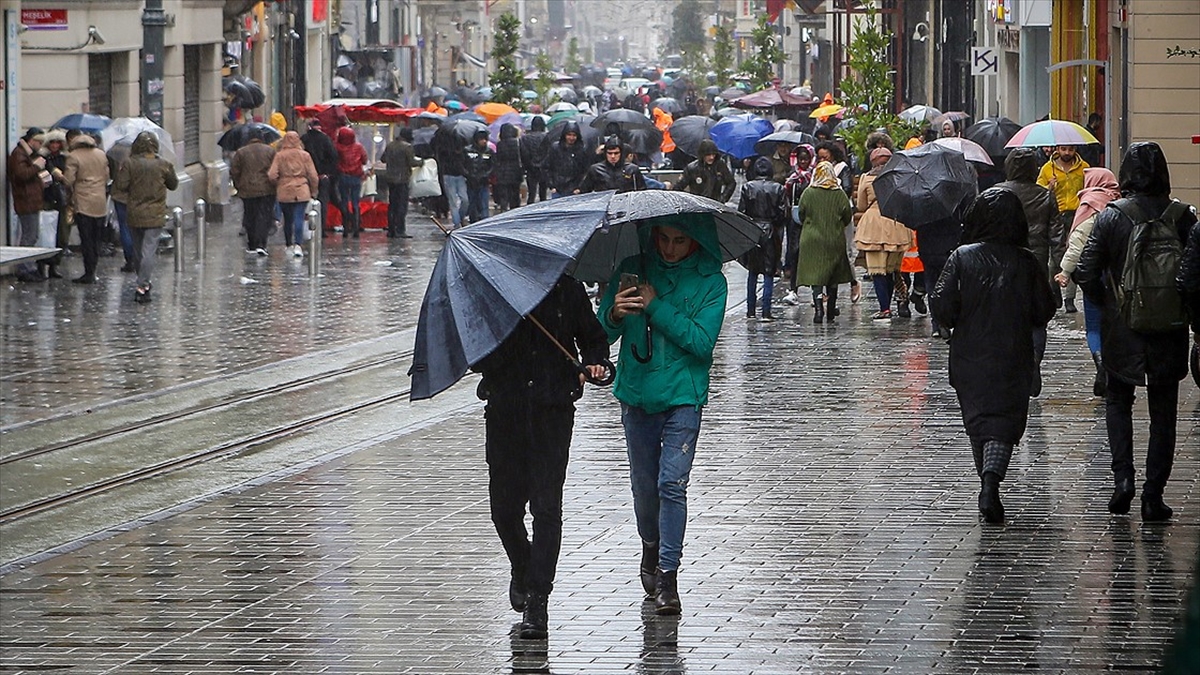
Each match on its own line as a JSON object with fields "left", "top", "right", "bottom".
{"left": 597, "top": 214, "right": 728, "bottom": 414}
{"left": 113, "top": 132, "right": 178, "bottom": 229}
{"left": 795, "top": 185, "right": 853, "bottom": 287}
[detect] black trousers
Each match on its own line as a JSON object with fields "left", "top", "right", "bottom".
{"left": 241, "top": 195, "right": 276, "bottom": 249}
{"left": 75, "top": 213, "right": 105, "bottom": 277}
{"left": 1106, "top": 378, "right": 1178, "bottom": 498}
{"left": 495, "top": 183, "right": 521, "bottom": 212}
{"left": 386, "top": 182, "right": 410, "bottom": 235}
{"left": 525, "top": 169, "right": 547, "bottom": 205}
{"left": 485, "top": 399, "right": 574, "bottom": 596}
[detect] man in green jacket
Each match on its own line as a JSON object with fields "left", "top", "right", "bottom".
{"left": 596, "top": 214, "right": 728, "bottom": 615}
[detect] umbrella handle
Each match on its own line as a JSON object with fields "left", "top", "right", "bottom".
{"left": 630, "top": 324, "right": 653, "bottom": 363}
{"left": 585, "top": 359, "right": 616, "bottom": 387}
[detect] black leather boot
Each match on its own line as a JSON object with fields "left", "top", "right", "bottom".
{"left": 640, "top": 541, "right": 658, "bottom": 598}
{"left": 979, "top": 440, "right": 1011, "bottom": 523}
{"left": 825, "top": 297, "right": 837, "bottom": 323}
{"left": 812, "top": 300, "right": 824, "bottom": 324}
{"left": 1091, "top": 353, "right": 1107, "bottom": 398}
{"left": 1140, "top": 494, "right": 1173, "bottom": 521}
{"left": 509, "top": 565, "right": 527, "bottom": 612}
{"left": 654, "top": 569, "right": 681, "bottom": 615}
{"left": 519, "top": 592, "right": 549, "bottom": 639}
{"left": 1108, "top": 475, "right": 1135, "bottom": 514}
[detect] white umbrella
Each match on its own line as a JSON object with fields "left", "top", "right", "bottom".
{"left": 100, "top": 117, "right": 177, "bottom": 166}
{"left": 545, "top": 101, "right": 578, "bottom": 114}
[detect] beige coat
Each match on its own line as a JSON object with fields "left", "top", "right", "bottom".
{"left": 268, "top": 132, "right": 319, "bottom": 204}
{"left": 854, "top": 173, "right": 912, "bottom": 252}
{"left": 63, "top": 135, "right": 110, "bottom": 218}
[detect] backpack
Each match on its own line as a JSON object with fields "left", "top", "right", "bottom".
{"left": 1109, "top": 198, "right": 1190, "bottom": 333}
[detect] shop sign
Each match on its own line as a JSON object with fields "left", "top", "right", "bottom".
{"left": 20, "top": 9, "right": 67, "bottom": 30}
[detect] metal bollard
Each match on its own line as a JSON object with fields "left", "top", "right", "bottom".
{"left": 171, "top": 206, "right": 184, "bottom": 272}
{"left": 194, "top": 199, "right": 206, "bottom": 261}
{"left": 306, "top": 199, "right": 321, "bottom": 277}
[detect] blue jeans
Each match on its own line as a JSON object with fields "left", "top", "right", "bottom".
{"left": 1083, "top": 294, "right": 1102, "bottom": 354}
{"left": 114, "top": 201, "right": 133, "bottom": 262}
{"left": 443, "top": 174, "right": 469, "bottom": 227}
{"left": 621, "top": 404, "right": 702, "bottom": 573}
{"left": 468, "top": 185, "right": 490, "bottom": 223}
{"left": 338, "top": 175, "right": 361, "bottom": 221}
{"left": 747, "top": 272, "right": 774, "bottom": 316}
{"left": 280, "top": 201, "right": 306, "bottom": 246}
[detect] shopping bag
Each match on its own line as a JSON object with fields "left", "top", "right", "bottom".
{"left": 37, "top": 211, "right": 58, "bottom": 248}
{"left": 363, "top": 172, "right": 378, "bottom": 198}
{"left": 409, "top": 159, "right": 442, "bottom": 198}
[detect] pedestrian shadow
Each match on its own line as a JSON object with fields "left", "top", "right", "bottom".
{"left": 509, "top": 626, "right": 551, "bottom": 673}
{"left": 638, "top": 601, "right": 686, "bottom": 675}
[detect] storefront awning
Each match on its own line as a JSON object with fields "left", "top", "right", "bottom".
{"left": 459, "top": 51, "right": 488, "bottom": 69}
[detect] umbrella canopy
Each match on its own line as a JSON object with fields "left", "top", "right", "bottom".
{"left": 962, "top": 117, "right": 1023, "bottom": 159}
{"left": 427, "top": 85, "right": 449, "bottom": 98}
{"left": 581, "top": 85, "right": 603, "bottom": 97}
{"left": 932, "top": 111, "right": 971, "bottom": 126}
{"left": 873, "top": 144, "right": 977, "bottom": 227}
{"left": 447, "top": 110, "right": 487, "bottom": 124}
{"left": 474, "top": 102, "right": 519, "bottom": 123}
{"left": 731, "top": 88, "right": 814, "bottom": 109}
{"left": 754, "top": 130, "right": 818, "bottom": 157}
{"left": 650, "top": 98, "right": 686, "bottom": 116}
{"left": 101, "top": 117, "right": 177, "bottom": 166}
{"left": 899, "top": 105, "right": 943, "bottom": 124}
{"left": 668, "top": 116, "right": 716, "bottom": 157}
{"left": 930, "top": 137, "right": 994, "bottom": 166}
{"left": 710, "top": 113, "right": 774, "bottom": 160}
{"left": 522, "top": 113, "right": 550, "bottom": 130}
{"left": 545, "top": 115, "right": 600, "bottom": 147}
{"left": 620, "top": 127, "right": 664, "bottom": 155}
{"left": 547, "top": 109, "right": 581, "bottom": 128}
{"left": 412, "top": 126, "right": 437, "bottom": 158}
{"left": 409, "top": 190, "right": 761, "bottom": 400}
{"left": 809, "top": 103, "right": 844, "bottom": 119}
{"left": 773, "top": 119, "right": 800, "bottom": 132}
{"left": 50, "top": 113, "right": 111, "bottom": 132}
{"left": 549, "top": 87, "right": 578, "bottom": 103}
{"left": 217, "top": 122, "right": 281, "bottom": 152}
{"left": 711, "top": 106, "right": 746, "bottom": 119}
{"left": 718, "top": 87, "right": 744, "bottom": 101}
{"left": 435, "top": 118, "right": 490, "bottom": 147}
{"left": 546, "top": 101, "right": 578, "bottom": 114}
{"left": 444, "top": 99, "right": 466, "bottom": 111}
{"left": 488, "top": 112, "right": 526, "bottom": 143}
{"left": 1005, "top": 119, "right": 1099, "bottom": 148}
{"left": 591, "top": 108, "right": 654, "bottom": 131}
{"left": 413, "top": 110, "right": 447, "bottom": 122}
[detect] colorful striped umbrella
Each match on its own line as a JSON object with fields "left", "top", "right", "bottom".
{"left": 1005, "top": 120, "right": 1099, "bottom": 148}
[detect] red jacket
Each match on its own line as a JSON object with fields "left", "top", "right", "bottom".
{"left": 335, "top": 127, "right": 366, "bottom": 179}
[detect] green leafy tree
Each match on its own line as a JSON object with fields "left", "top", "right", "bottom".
{"left": 565, "top": 37, "right": 582, "bottom": 75}
{"left": 534, "top": 51, "right": 556, "bottom": 107}
{"left": 667, "top": 0, "right": 707, "bottom": 73}
{"left": 741, "top": 15, "right": 787, "bottom": 90}
{"left": 710, "top": 23, "right": 735, "bottom": 88}
{"left": 837, "top": 1, "right": 918, "bottom": 166}
{"left": 489, "top": 12, "right": 524, "bottom": 108}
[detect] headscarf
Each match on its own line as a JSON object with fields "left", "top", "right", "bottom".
{"left": 810, "top": 161, "right": 840, "bottom": 190}
{"left": 868, "top": 147, "right": 892, "bottom": 175}
{"left": 1073, "top": 167, "right": 1120, "bottom": 229}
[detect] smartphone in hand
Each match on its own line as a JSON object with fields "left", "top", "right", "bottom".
{"left": 619, "top": 273, "right": 640, "bottom": 292}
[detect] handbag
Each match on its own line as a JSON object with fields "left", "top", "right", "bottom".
{"left": 37, "top": 210, "right": 59, "bottom": 248}
{"left": 410, "top": 158, "right": 442, "bottom": 198}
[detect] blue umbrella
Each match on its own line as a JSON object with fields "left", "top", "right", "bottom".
{"left": 709, "top": 113, "right": 773, "bottom": 160}
{"left": 488, "top": 112, "right": 525, "bottom": 143}
{"left": 409, "top": 190, "right": 762, "bottom": 400}
{"left": 51, "top": 113, "right": 111, "bottom": 132}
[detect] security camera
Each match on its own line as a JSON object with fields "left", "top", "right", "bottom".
{"left": 88, "top": 26, "right": 106, "bottom": 45}
{"left": 911, "top": 22, "right": 929, "bottom": 43}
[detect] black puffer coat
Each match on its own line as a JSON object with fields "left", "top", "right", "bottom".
{"left": 931, "top": 188, "right": 1056, "bottom": 444}
{"left": 1074, "top": 142, "right": 1197, "bottom": 386}
{"left": 737, "top": 157, "right": 788, "bottom": 276}
{"left": 1179, "top": 221, "right": 1200, "bottom": 333}
{"left": 542, "top": 121, "right": 590, "bottom": 195}
{"left": 996, "top": 148, "right": 1060, "bottom": 292}
{"left": 494, "top": 123, "right": 523, "bottom": 186}
{"left": 519, "top": 128, "right": 549, "bottom": 176}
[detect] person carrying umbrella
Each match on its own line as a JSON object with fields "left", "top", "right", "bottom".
{"left": 113, "top": 131, "right": 178, "bottom": 303}
{"left": 795, "top": 161, "right": 854, "bottom": 323}
{"left": 230, "top": 127, "right": 277, "bottom": 253}
{"left": 1037, "top": 144, "right": 1090, "bottom": 313}
{"left": 854, "top": 148, "right": 913, "bottom": 320}
{"left": 596, "top": 214, "right": 729, "bottom": 616}
{"left": 929, "top": 188, "right": 1057, "bottom": 524}
{"left": 473, "top": 274, "right": 610, "bottom": 640}
{"left": 675, "top": 139, "right": 735, "bottom": 204}
{"left": 301, "top": 120, "right": 339, "bottom": 238}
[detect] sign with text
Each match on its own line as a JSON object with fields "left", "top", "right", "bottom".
{"left": 20, "top": 9, "right": 67, "bottom": 30}
{"left": 971, "top": 47, "right": 999, "bottom": 76}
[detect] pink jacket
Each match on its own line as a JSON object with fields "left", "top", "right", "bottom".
{"left": 268, "top": 132, "right": 319, "bottom": 203}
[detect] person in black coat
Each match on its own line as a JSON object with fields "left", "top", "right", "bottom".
{"left": 577, "top": 136, "right": 638, "bottom": 194}
{"left": 493, "top": 123, "right": 523, "bottom": 212}
{"left": 473, "top": 275, "right": 610, "bottom": 640}
{"left": 520, "top": 116, "right": 550, "bottom": 204}
{"left": 463, "top": 129, "right": 494, "bottom": 223}
{"left": 738, "top": 156, "right": 788, "bottom": 320}
{"left": 1179, "top": 220, "right": 1200, "bottom": 333}
{"left": 542, "top": 121, "right": 590, "bottom": 198}
{"left": 931, "top": 187, "right": 1056, "bottom": 523}
{"left": 1073, "top": 141, "right": 1197, "bottom": 521}
{"left": 301, "top": 121, "right": 340, "bottom": 236}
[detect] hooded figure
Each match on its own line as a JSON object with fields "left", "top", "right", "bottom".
{"left": 113, "top": 131, "right": 178, "bottom": 302}
{"left": 520, "top": 116, "right": 550, "bottom": 203}
{"left": 596, "top": 213, "right": 727, "bottom": 615}
{"left": 997, "top": 148, "right": 1061, "bottom": 287}
{"left": 1073, "top": 142, "right": 1197, "bottom": 521}
{"left": 930, "top": 187, "right": 1056, "bottom": 523}
{"left": 334, "top": 126, "right": 367, "bottom": 236}
{"left": 493, "top": 123, "right": 523, "bottom": 211}
{"left": 268, "top": 131, "right": 319, "bottom": 253}
{"left": 542, "top": 120, "right": 589, "bottom": 196}
{"left": 578, "top": 135, "right": 637, "bottom": 194}
{"left": 738, "top": 156, "right": 789, "bottom": 319}
{"left": 675, "top": 138, "right": 735, "bottom": 203}
{"left": 463, "top": 128, "right": 494, "bottom": 222}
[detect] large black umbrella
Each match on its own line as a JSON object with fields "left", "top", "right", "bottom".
{"left": 218, "top": 122, "right": 281, "bottom": 152}
{"left": 963, "top": 117, "right": 1023, "bottom": 161}
{"left": 650, "top": 97, "right": 686, "bottom": 116}
{"left": 753, "top": 130, "right": 817, "bottom": 157}
{"left": 435, "top": 118, "right": 489, "bottom": 147}
{"left": 409, "top": 190, "right": 762, "bottom": 400}
{"left": 412, "top": 126, "right": 437, "bottom": 158}
{"left": 591, "top": 108, "right": 654, "bottom": 131}
{"left": 873, "top": 144, "right": 977, "bottom": 228}
{"left": 668, "top": 116, "right": 716, "bottom": 158}
{"left": 620, "top": 127, "right": 663, "bottom": 155}
{"left": 545, "top": 114, "right": 600, "bottom": 148}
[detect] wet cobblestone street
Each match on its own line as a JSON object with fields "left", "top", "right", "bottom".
{"left": 1, "top": 210, "right": 1197, "bottom": 674}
